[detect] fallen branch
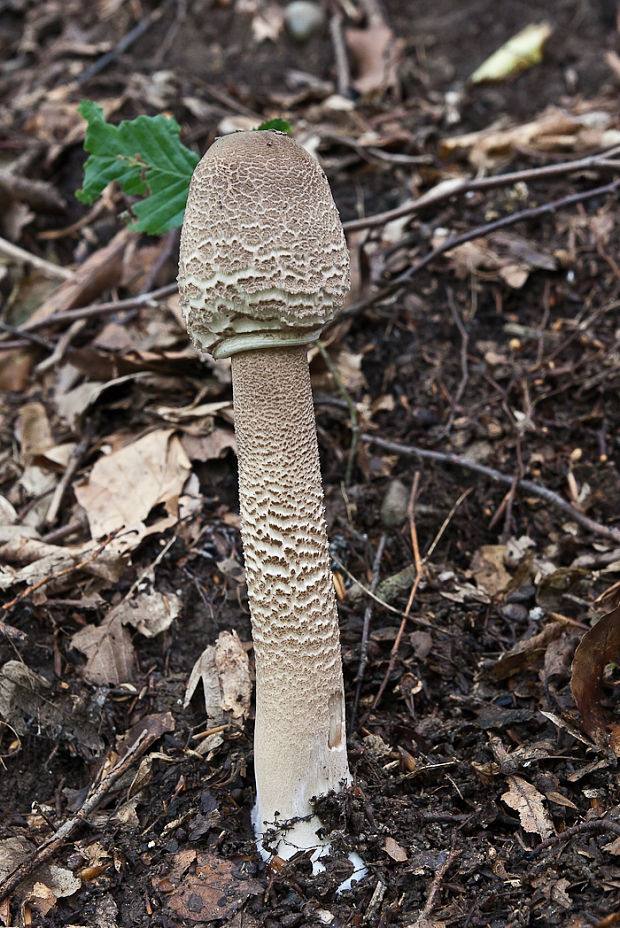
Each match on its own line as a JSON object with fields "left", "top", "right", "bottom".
{"left": 343, "top": 145, "right": 620, "bottom": 233}
{"left": 341, "top": 178, "right": 620, "bottom": 322}
{"left": 363, "top": 433, "right": 620, "bottom": 545}
{"left": 405, "top": 844, "right": 461, "bottom": 928}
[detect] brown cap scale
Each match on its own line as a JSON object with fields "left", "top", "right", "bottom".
{"left": 179, "top": 131, "right": 356, "bottom": 865}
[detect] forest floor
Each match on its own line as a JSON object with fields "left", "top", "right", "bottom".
{"left": 1, "top": 0, "right": 620, "bottom": 926}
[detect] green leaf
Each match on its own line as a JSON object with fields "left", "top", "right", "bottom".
{"left": 255, "top": 118, "right": 292, "bottom": 134}
{"left": 75, "top": 100, "right": 199, "bottom": 234}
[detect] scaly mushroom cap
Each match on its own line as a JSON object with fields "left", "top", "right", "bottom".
{"left": 178, "top": 130, "right": 350, "bottom": 359}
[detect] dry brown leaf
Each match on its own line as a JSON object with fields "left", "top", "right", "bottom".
{"left": 184, "top": 631, "right": 251, "bottom": 722}
{"left": 345, "top": 20, "right": 401, "bottom": 99}
{"left": 75, "top": 429, "right": 191, "bottom": 538}
{"left": 470, "top": 545, "right": 512, "bottom": 597}
{"left": 22, "top": 229, "right": 132, "bottom": 327}
{"left": 571, "top": 605, "right": 620, "bottom": 748}
{"left": 71, "top": 614, "right": 137, "bottom": 686}
{"left": 384, "top": 836, "right": 408, "bottom": 862}
{"left": 113, "top": 590, "right": 181, "bottom": 638}
{"left": 501, "top": 775, "right": 554, "bottom": 839}
{"left": 0, "top": 536, "right": 127, "bottom": 592}
{"left": 181, "top": 427, "right": 237, "bottom": 462}
{"left": 16, "top": 401, "right": 53, "bottom": 462}
{"left": 440, "top": 106, "right": 620, "bottom": 170}
{"left": 489, "top": 622, "right": 565, "bottom": 681}
{"left": 156, "top": 850, "right": 262, "bottom": 922}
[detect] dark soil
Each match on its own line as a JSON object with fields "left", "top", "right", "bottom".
{"left": 1, "top": 0, "right": 620, "bottom": 926}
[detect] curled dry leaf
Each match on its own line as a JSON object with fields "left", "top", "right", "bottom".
{"left": 571, "top": 605, "right": 620, "bottom": 749}
{"left": 184, "top": 630, "right": 251, "bottom": 723}
{"left": 75, "top": 428, "right": 191, "bottom": 538}
{"left": 501, "top": 775, "right": 554, "bottom": 839}
{"left": 440, "top": 106, "right": 620, "bottom": 170}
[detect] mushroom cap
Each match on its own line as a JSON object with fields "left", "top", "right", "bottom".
{"left": 178, "top": 130, "right": 350, "bottom": 359}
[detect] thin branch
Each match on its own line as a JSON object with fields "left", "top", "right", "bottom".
{"left": 0, "top": 236, "right": 73, "bottom": 280}
{"left": 20, "top": 283, "right": 178, "bottom": 333}
{"left": 405, "top": 844, "right": 461, "bottom": 928}
{"left": 363, "top": 433, "right": 620, "bottom": 544}
{"left": 350, "top": 532, "right": 386, "bottom": 732}
{"left": 340, "top": 178, "right": 620, "bottom": 322}
{"left": 343, "top": 146, "right": 620, "bottom": 233}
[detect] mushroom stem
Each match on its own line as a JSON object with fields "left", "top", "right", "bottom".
{"left": 232, "top": 345, "right": 351, "bottom": 855}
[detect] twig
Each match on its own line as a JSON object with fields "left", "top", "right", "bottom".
{"left": 435, "top": 289, "right": 470, "bottom": 438}
{"left": 0, "top": 729, "right": 156, "bottom": 902}
{"left": 350, "top": 532, "right": 386, "bottom": 732}
{"left": 329, "top": 4, "right": 351, "bottom": 98}
{"left": 340, "top": 178, "right": 620, "bottom": 322}
{"left": 529, "top": 813, "right": 620, "bottom": 856}
{"left": 342, "top": 146, "right": 620, "bottom": 233}
{"left": 0, "top": 322, "right": 55, "bottom": 352}
{"left": 362, "top": 433, "right": 620, "bottom": 544}
{"left": 35, "top": 319, "right": 86, "bottom": 372}
{"left": 44, "top": 421, "right": 93, "bottom": 525}
{"left": 77, "top": 7, "right": 165, "bottom": 84}
{"left": 368, "top": 475, "right": 422, "bottom": 716}
{"left": 19, "top": 283, "right": 178, "bottom": 333}
{"left": 1, "top": 533, "right": 118, "bottom": 613}
{"left": 0, "top": 622, "right": 26, "bottom": 641}
{"left": 0, "top": 236, "right": 73, "bottom": 281}
{"left": 405, "top": 844, "right": 461, "bottom": 928}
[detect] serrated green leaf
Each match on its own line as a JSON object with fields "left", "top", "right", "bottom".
{"left": 76, "top": 100, "right": 199, "bottom": 234}
{"left": 256, "top": 118, "right": 292, "bottom": 134}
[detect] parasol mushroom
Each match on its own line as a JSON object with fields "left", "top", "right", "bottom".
{"left": 178, "top": 130, "right": 358, "bottom": 867}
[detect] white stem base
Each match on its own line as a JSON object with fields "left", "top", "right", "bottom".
{"left": 252, "top": 802, "right": 367, "bottom": 890}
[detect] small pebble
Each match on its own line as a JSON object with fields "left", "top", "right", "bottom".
{"left": 380, "top": 478, "right": 409, "bottom": 528}
{"left": 284, "top": 0, "right": 324, "bottom": 41}
{"left": 500, "top": 602, "right": 528, "bottom": 622}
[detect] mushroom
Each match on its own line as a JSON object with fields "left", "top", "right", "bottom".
{"left": 178, "top": 130, "right": 356, "bottom": 864}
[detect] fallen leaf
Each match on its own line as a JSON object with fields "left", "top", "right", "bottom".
{"left": 16, "top": 401, "right": 53, "bottom": 462}
{"left": 71, "top": 614, "right": 137, "bottom": 686}
{"left": 501, "top": 775, "right": 554, "bottom": 839}
{"left": 184, "top": 631, "right": 251, "bottom": 722}
{"left": 113, "top": 590, "right": 181, "bottom": 638}
{"left": 470, "top": 545, "right": 512, "bottom": 597}
{"left": 571, "top": 605, "right": 620, "bottom": 749}
{"left": 75, "top": 429, "right": 191, "bottom": 538}
{"left": 470, "top": 22, "right": 552, "bottom": 83}
{"left": 489, "top": 622, "right": 565, "bottom": 681}
{"left": 345, "top": 19, "right": 401, "bottom": 99}
{"left": 440, "top": 106, "right": 620, "bottom": 170}
{"left": 157, "top": 850, "right": 262, "bottom": 922}
{"left": 384, "top": 836, "right": 408, "bottom": 862}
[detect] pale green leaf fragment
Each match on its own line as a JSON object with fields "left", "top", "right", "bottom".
{"left": 470, "top": 22, "right": 553, "bottom": 84}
